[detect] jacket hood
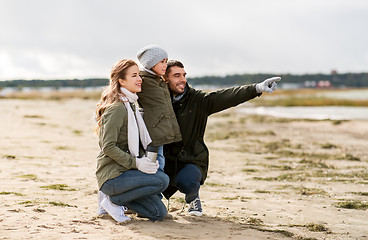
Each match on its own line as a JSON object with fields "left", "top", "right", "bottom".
{"left": 140, "top": 70, "right": 160, "bottom": 79}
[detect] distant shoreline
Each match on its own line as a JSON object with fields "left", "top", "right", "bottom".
{"left": 1, "top": 87, "right": 368, "bottom": 107}
{"left": 1, "top": 71, "right": 368, "bottom": 88}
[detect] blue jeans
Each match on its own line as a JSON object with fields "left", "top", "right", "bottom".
{"left": 157, "top": 145, "right": 165, "bottom": 171}
{"left": 175, "top": 164, "right": 202, "bottom": 203}
{"left": 100, "top": 170, "right": 169, "bottom": 221}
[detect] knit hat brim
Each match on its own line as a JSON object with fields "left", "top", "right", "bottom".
{"left": 137, "top": 44, "right": 168, "bottom": 70}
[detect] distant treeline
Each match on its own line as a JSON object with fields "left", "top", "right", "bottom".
{"left": 187, "top": 72, "right": 368, "bottom": 87}
{"left": 1, "top": 72, "right": 368, "bottom": 88}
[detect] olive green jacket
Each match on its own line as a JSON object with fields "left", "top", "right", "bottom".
{"left": 137, "top": 71, "right": 182, "bottom": 146}
{"left": 95, "top": 102, "right": 144, "bottom": 189}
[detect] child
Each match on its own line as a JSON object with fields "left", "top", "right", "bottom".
{"left": 136, "top": 45, "right": 182, "bottom": 171}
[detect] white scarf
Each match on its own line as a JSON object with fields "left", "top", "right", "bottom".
{"left": 120, "top": 87, "right": 152, "bottom": 157}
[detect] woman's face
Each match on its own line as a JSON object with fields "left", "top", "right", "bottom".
{"left": 152, "top": 58, "right": 168, "bottom": 76}
{"left": 119, "top": 65, "right": 142, "bottom": 93}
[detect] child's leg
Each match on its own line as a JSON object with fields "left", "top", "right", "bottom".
{"left": 157, "top": 145, "right": 165, "bottom": 171}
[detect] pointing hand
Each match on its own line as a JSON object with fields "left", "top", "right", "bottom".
{"left": 256, "top": 77, "right": 281, "bottom": 93}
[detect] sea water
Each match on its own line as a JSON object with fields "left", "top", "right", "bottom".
{"left": 237, "top": 88, "right": 368, "bottom": 120}
{"left": 238, "top": 106, "right": 368, "bottom": 120}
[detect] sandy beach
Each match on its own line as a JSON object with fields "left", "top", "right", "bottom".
{"left": 1, "top": 98, "right": 367, "bottom": 240}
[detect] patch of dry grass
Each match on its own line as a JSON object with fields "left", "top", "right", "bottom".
{"left": 1, "top": 90, "right": 102, "bottom": 100}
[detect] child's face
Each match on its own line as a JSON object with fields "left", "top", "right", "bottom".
{"left": 152, "top": 58, "right": 168, "bottom": 76}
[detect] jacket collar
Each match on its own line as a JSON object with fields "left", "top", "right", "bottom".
{"left": 140, "top": 70, "right": 161, "bottom": 80}
{"left": 140, "top": 70, "right": 169, "bottom": 84}
{"left": 172, "top": 83, "right": 193, "bottom": 104}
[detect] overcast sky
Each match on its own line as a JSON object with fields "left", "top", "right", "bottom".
{"left": 0, "top": 0, "right": 367, "bottom": 80}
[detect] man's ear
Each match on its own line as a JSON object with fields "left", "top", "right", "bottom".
{"left": 163, "top": 75, "right": 169, "bottom": 84}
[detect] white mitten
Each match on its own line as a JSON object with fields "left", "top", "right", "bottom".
{"left": 136, "top": 157, "right": 159, "bottom": 174}
{"left": 255, "top": 77, "right": 281, "bottom": 93}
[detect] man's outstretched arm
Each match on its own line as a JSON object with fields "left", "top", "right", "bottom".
{"left": 202, "top": 77, "right": 281, "bottom": 116}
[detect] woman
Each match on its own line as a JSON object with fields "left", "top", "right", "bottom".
{"left": 94, "top": 59, "right": 169, "bottom": 222}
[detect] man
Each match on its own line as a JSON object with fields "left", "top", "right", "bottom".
{"left": 163, "top": 60, "right": 280, "bottom": 216}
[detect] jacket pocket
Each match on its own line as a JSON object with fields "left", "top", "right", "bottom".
{"left": 145, "top": 109, "right": 175, "bottom": 142}
{"left": 152, "top": 113, "right": 165, "bottom": 128}
{"left": 180, "top": 140, "right": 206, "bottom": 162}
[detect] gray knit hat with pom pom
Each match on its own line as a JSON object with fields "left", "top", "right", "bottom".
{"left": 136, "top": 44, "right": 168, "bottom": 70}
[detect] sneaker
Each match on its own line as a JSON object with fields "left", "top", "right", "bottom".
{"left": 188, "top": 197, "right": 203, "bottom": 216}
{"left": 101, "top": 197, "right": 131, "bottom": 223}
{"left": 97, "top": 191, "right": 108, "bottom": 216}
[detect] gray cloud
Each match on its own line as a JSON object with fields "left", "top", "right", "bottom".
{"left": 0, "top": 0, "right": 367, "bottom": 80}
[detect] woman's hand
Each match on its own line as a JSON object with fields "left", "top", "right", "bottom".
{"left": 136, "top": 157, "right": 159, "bottom": 174}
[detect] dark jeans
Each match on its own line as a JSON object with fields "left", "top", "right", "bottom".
{"left": 100, "top": 170, "right": 169, "bottom": 221}
{"left": 175, "top": 164, "right": 202, "bottom": 203}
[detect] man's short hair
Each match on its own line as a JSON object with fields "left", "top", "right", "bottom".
{"left": 166, "top": 60, "right": 185, "bottom": 75}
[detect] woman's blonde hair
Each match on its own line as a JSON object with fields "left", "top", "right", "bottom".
{"left": 94, "top": 59, "right": 138, "bottom": 133}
